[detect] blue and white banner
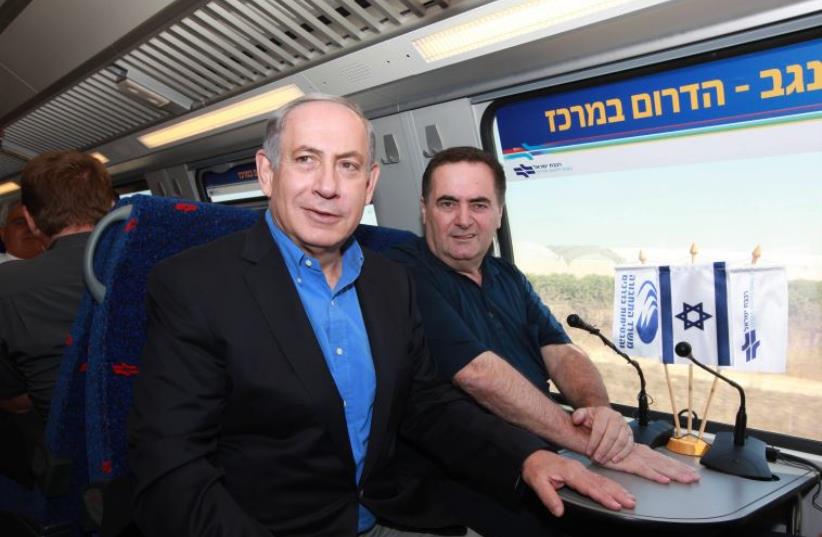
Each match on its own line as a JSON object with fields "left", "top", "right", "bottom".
{"left": 496, "top": 37, "right": 822, "bottom": 160}
{"left": 613, "top": 263, "right": 787, "bottom": 372}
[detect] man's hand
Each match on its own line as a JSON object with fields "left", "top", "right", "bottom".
{"left": 602, "top": 444, "right": 701, "bottom": 484}
{"left": 571, "top": 406, "right": 633, "bottom": 464}
{"left": 521, "top": 450, "right": 636, "bottom": 517}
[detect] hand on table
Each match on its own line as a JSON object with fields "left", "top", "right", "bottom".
{"left": 602, "top": 443, "right": 701, "bottom": 484}
{"left": 521, "top": 450, "right": 636, "bottom": 517}
{"left": 571, "top": 406, "right": 633, "bottom": 464}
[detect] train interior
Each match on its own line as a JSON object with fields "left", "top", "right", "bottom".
{"left": 0, "top": 0, "right": 821, "bottom": 535}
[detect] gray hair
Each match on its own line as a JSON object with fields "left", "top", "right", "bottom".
{"left": 262, "top": 93, "right": 376, "bottom": 169}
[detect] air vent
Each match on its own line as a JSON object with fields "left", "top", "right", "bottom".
{"left": 0, "top": 0, "right": 457, "bottom": 178}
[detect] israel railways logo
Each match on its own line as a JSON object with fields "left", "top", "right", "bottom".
{"left": 513, "top": 164, "right": 535, "bottom": 178}
{"left": 635, "top": 281, "right": 659, "bottom": 343}
{"left": 742, "top": 330, "right": 761, "bottom": 361}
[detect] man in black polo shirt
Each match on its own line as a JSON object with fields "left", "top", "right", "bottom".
{"left": 386, "top": 147, "right": 698, "bottom": 500}
{"left": 0, "top": 151, "right": 114, "bottom": 424}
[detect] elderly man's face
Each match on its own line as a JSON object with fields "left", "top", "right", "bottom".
{"left": 0, "top": 204, "right": 45, "bottom": 259}
{"left": 422, "top": 161, "right": 503, "bottom": 273}
{"left": 256, "top": 101, "right": 379, "bottom": 259}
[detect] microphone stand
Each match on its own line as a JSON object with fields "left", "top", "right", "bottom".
{"left": 567, "top": 315, "right": 673, "bottom": 447}
{"left": 674, "top": 342, "right": 772, "bottom": 480}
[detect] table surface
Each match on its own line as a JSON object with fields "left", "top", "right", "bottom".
{"left": 557, "top": 448, "right": 815, "bottom": 526}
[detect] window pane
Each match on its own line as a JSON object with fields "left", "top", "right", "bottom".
{"left": 493, "top": 35, "right": 822, "bottom": 441}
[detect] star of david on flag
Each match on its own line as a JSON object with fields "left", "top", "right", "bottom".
{"left": 675, "top": 302, "right": 712, "bottom": 330}
{"left": 612, "top": 263, "right": 787, "bottom": 373}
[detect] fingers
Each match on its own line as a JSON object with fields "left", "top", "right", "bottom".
{"left": 573, "top": 406, "right": 630, "bottom": 463}
{"left": 589, "top": 473, "right": 636, "bottom": 511}
{"left": 610, "top": 423, "right": 635, "bottom": 463}
{"left": 643, "top": 449, "right": 701, "bottom": 483}
{"left": 571, "top": 407, "right": 593, "bottom": 428}
{"left": 530, "top": 475, "right": 566, "bottom": 517}
{"left": 523, "top": 451, "right": 636, "bottom": 516}
{"left": 567, "top": 464, "right": 636, "bottom": 511}
{"left": 605, "top": 445, "right": 701, "bottom": 484}
{"left": 521, "top": 450, "right": 568, "bottom": 517}
{"left": 590, "top": 409, "right": 632, "bottom": 464}
{"left": 616, "top": 456, "right": 672, "bottom": 484}
{"left": 585, "top": 408, "right": 608, "bottom": 458}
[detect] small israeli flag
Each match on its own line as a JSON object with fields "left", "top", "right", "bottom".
{"left": 613, "top": 263, "right": 787, "bottom": 372}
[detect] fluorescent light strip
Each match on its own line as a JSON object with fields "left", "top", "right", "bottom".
{"left": 138, "top": 84, "right": 304, "bottom": 149}
{"left": 0, "top": 182, "right": 20, "bottom": 195}
{"left": 90, "top": 152, "right": 109, "bottom": 164}
{"left": 413, "top": 0, "right": 649, "bottom": 62}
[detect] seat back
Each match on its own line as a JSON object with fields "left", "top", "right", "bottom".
{"left": 82, "top": 196, "right": 258, "bottom": 484}
{"left": 353, "top": 223, "right": 416, "bottom": 253}
{"left": 83, "top": 205, "right": 416, "bottom": 483}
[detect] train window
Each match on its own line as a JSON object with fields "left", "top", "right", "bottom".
{"left": 198, "top": 159, "right": 380, "bottom": 225}
{"left": 115, "top": 179, "right": 151, "bottom": 199}
{"left": 199, "top": 161, "right": 264, "bottom": 204}
{"left": 361, "top": 204, "right": 378, "bottom": 226}
{"left": 485, "top": 33, "right": 822, "bottom": 443}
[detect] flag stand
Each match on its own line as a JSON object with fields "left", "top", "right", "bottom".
{"left": 665, "top": 242, "right": 710, "bottom": 457}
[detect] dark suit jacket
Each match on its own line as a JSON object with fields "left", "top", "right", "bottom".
{"left": 128, "top": 219, "right": 547, "bottom": 537}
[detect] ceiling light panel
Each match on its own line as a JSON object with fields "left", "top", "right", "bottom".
{"left": 137, "top": 84, "right": 304, "bottom": 149}
{"left": 414, "top": 0, "right": 669, "bottom": 62}
{"left": 90, "top": 152, "right": 110, "bottom": 164}
{"left": 0, "top": 182, "right": 21, "bottom": 196}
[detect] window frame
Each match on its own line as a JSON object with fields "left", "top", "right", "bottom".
{"left": 479, "top": 26, "right": 822, "bottom": 455}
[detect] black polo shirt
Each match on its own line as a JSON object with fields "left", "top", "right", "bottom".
{"left": 0, "top": 232, "right": 89, "bottom": 421}
{"left": 386, "top": 237, "right": 571, "bottom": 393}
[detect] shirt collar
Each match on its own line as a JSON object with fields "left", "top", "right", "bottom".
{"left": 48, "top": 231, "right": 91, "bottom": 251}
{"left": 265, "top": 210, "right": 364, "bottom": 291}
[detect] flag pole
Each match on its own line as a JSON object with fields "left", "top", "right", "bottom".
{"left": 751, "top": 244, "right": 761, "bottom": 265}
{"left": 650, "top": 246, "right": 682, "bottom": 437}
{"left": 664, "top": 364, "right": 681, "bottom": 437}
{"left": 666, "top": 242, "right": 708, "bottom": 455}
{"left": 697, "top": 377, "right": 718, "bottom": 440}
{"left": 687, "top": 242, "right": 698, "bottom": 435}
{"left": 687, "top": 364, "right": 694, "bottom": 435}
{"left": 698, "top": 245, "right": 760, "bottom": 441}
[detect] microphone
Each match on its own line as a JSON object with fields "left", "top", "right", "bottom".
{"left": 566, "top": 314, "right": 599, "bottom": 334}
{"left": 566, "top": 314, "right": 672, "bottom": 448}
{"left": 674, "top": 342, "right": 771, "bottom": 480}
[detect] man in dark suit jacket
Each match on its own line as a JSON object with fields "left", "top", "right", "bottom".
{"left": 128, "top": 95, "right": 635, "bottom": 537}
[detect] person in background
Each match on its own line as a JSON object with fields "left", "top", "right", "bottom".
{"left": 0, "top": 200, "right": 46, "bottom": 263}
{"left": 0, "top": 151, "right": 114, "bottom": 422}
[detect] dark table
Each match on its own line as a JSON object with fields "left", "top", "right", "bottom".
{"left": 555, "top": 448, "right": 816, "bottom": 536}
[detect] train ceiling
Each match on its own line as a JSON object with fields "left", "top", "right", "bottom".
{"left": 0, "top": 0, "right": 471, "bottom": 178}
{"left": 0, "top": 0, "right": 819, "bottom": 182}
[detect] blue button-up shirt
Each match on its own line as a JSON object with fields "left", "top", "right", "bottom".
{"left": 266, "top": 211, "right": 377, "bottom": 533}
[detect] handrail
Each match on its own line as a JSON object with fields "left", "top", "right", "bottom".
{"left": 83, "top": 205, "right": 133, "bottom": 303}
